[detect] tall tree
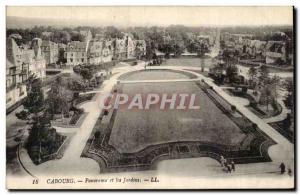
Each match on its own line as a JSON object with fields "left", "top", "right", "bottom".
{"left": 46, "top": 76, "right": 73, "bottom": 119}
{"left": 16, "top": 77, "right": 61, "bottom": 164}
{"left": 258, "top": 65, "right": 269, "bottom": 84}
{"left": 271, "top": 75, "right": 281, "bottom": 101}
{"left": 226, "top": 65, "right": 238, "bottom": 83}
{"left": 259, "top": 84, "right": 274, "bottom": 112}
{"left": 248, "top": 67, "right": 257, "bottom": 81}
{"left": 104, "top": 26, "right": 123, "bottom": 39}
{"left": 283, "top": 79, "right": 294, "bottom": 110}
{"left": 248, "top": 67, "right": 257, "bottom": 87}
{"left": 79, "top": 67, "right": 94, "bottom": 86}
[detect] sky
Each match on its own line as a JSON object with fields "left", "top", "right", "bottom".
{"left": 6, "top": 6, "right": 293, "bottom": 27}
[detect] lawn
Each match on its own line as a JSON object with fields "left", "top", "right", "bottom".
{"left": 118, "top": 69, "right": 196, "bottom": 81}
{"left": 269, "top": 120, "right": 294, "bottom": 143}
{"left": 161, "top": 57, "right": 215, "bottom": 68}
{"left": 109, "top": 81, "right": 246, "bottom": 153}
{"left": 82, "top": 70, "right": 275, "bottom": 172}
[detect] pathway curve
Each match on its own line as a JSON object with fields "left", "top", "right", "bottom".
{"left": 263, "top": 90, "right": 291, "bottom": 123}
{"left": 17, "top": 62, "right": 146, "bottom": 177}
{"left": 17, "top": 61, "right": 294, "bottom": 179}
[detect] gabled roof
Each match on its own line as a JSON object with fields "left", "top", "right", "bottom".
{"left": 66, "top": 41, "right": 89, "bottom": 52}
{"left": 6, "top": 59, "right": 15, "bottom": 68}
{"left": 6, "top": 37, "right": 21, "bottom": 65}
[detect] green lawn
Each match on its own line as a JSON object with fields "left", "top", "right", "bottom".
{"left": 161, "top": 57, "right": 215, "bottom": 68}
{"left": 118, "top": 69, "right": 195, "bottom": 81}
{"left": 109, "top": 81, "right": 246, "bottom": 153}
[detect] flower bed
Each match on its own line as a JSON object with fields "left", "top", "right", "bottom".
{"left": 26, "top": 133, "right": 67, "bottom": 165}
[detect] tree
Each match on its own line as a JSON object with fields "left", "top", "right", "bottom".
{"left": 145, "top": 40, "right": 156, "bottom": 61}
{"left": 94, "top": 131, "right": 101, "bottom": 139}
{"left": 270, "top": 75, "right": 281, "bottom": 101}
{"left": 259, "top": 84, "right": 273, "bottom": 112}
{"left": 222, "top": 49, "right": 234, "bottom": 66}
{"left": 104, "top": 26, "right": 123, "bottom": 39}
{"left": 186, "top": 38, "right": 209, "bottom": 57}
{"left": 53, "top": 31, "right": 71, "bottom": 44}
{"left": 283, "top": 79, "right": 294, "bottom": 110}
{"left": 231, "top": 105, "right": 237, "bottom": 113}
{"left": 201, "top": 58, "right": 205, "bottom": 72}
{"left": 258, "top": 65, "right": 269, "bottom": 84}
{"left": 226, "top": 65, "right": 238, "bottom": 83}
{"left": 46, "top": 76, "right": 73, "bottom": 119}
{"left": 252, "top": 123, "right": 258, "bottom": 130}
{"left": 248, "top": 67, "right": 257, "bottom": 83}
{"left": 79, "top": 67, "right": 94, "bottom": 86}
{"left": 16, "top": 77, "right": 62, "bottom": 164}
{"left": 70, "top": 32, "right": 86, "bottom": 42}
{"left": 22, "top": 78, "right": 45, "bottom": 114}
{"left": 135, "top": 41, "right": 145, "bottom": 60}
{"left": 173, "top": 40, "right": 185, "bottom": 57}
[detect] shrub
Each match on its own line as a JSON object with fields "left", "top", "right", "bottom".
{"left": 94, "top": 131, "right": 101, "bottom": 139}
{"left": 249, "top": 102, "right": 257, "bottom": 107}
{"left": 231, "top": 105, "right": 236, "bottom": 112}
{"left": 69, "top": 113, "right": 81, "bottom": 125}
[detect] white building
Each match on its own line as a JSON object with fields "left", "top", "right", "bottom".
{"left": 65, "top": 41, "right": 89, "bottom": 66}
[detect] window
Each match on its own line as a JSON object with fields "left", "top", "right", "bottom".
{"left": 81, "top": 58, "right": 84, "bottom": 62}
{"left": 12, "top": 75, "right": 16, "bottom": 85}
{"left": 22, "top": 75, "right": 27, "bottom": 82}
{"left": 70, "top": 58, "right": 73, "bottom": 63}
{"left": 9, "top": 67, "right": 16, "bottom": 75}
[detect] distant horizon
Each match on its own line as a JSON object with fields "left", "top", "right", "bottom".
{"left": 6, "top": 6, "right": 293, "bottom": 28}
{"left": 6, "top": 16, "right": 294, "bottom": 30}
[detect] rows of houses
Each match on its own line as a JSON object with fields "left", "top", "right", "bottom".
{"left": 65, "top": 31, "right": 146, "bottom": 66}
{"left": 6, "top": 36, "right": 47, "bottom": 111}
{"left": 186, "top": 32, "right": 216, "bottom": 47}
{"left": 221, "top": 32, "right": 293, "bottom": 66}
{"left": 6, "top": 30, "right": 146, "bottom": 111}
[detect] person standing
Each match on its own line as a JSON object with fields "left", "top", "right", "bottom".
{"left": 279, "top": 163, "right": 286, "bottom": 174}
{"left": 231, "top": 161, "right": 235, "bottom": 172}
{"left": 220, "top": 155, "right": 225, "bottom": 167}
{"left": 288, "top": 168, "right": 292, "bottom": 176}
{"left": 226, "top": 164, "right": 232, "bottom": 173}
